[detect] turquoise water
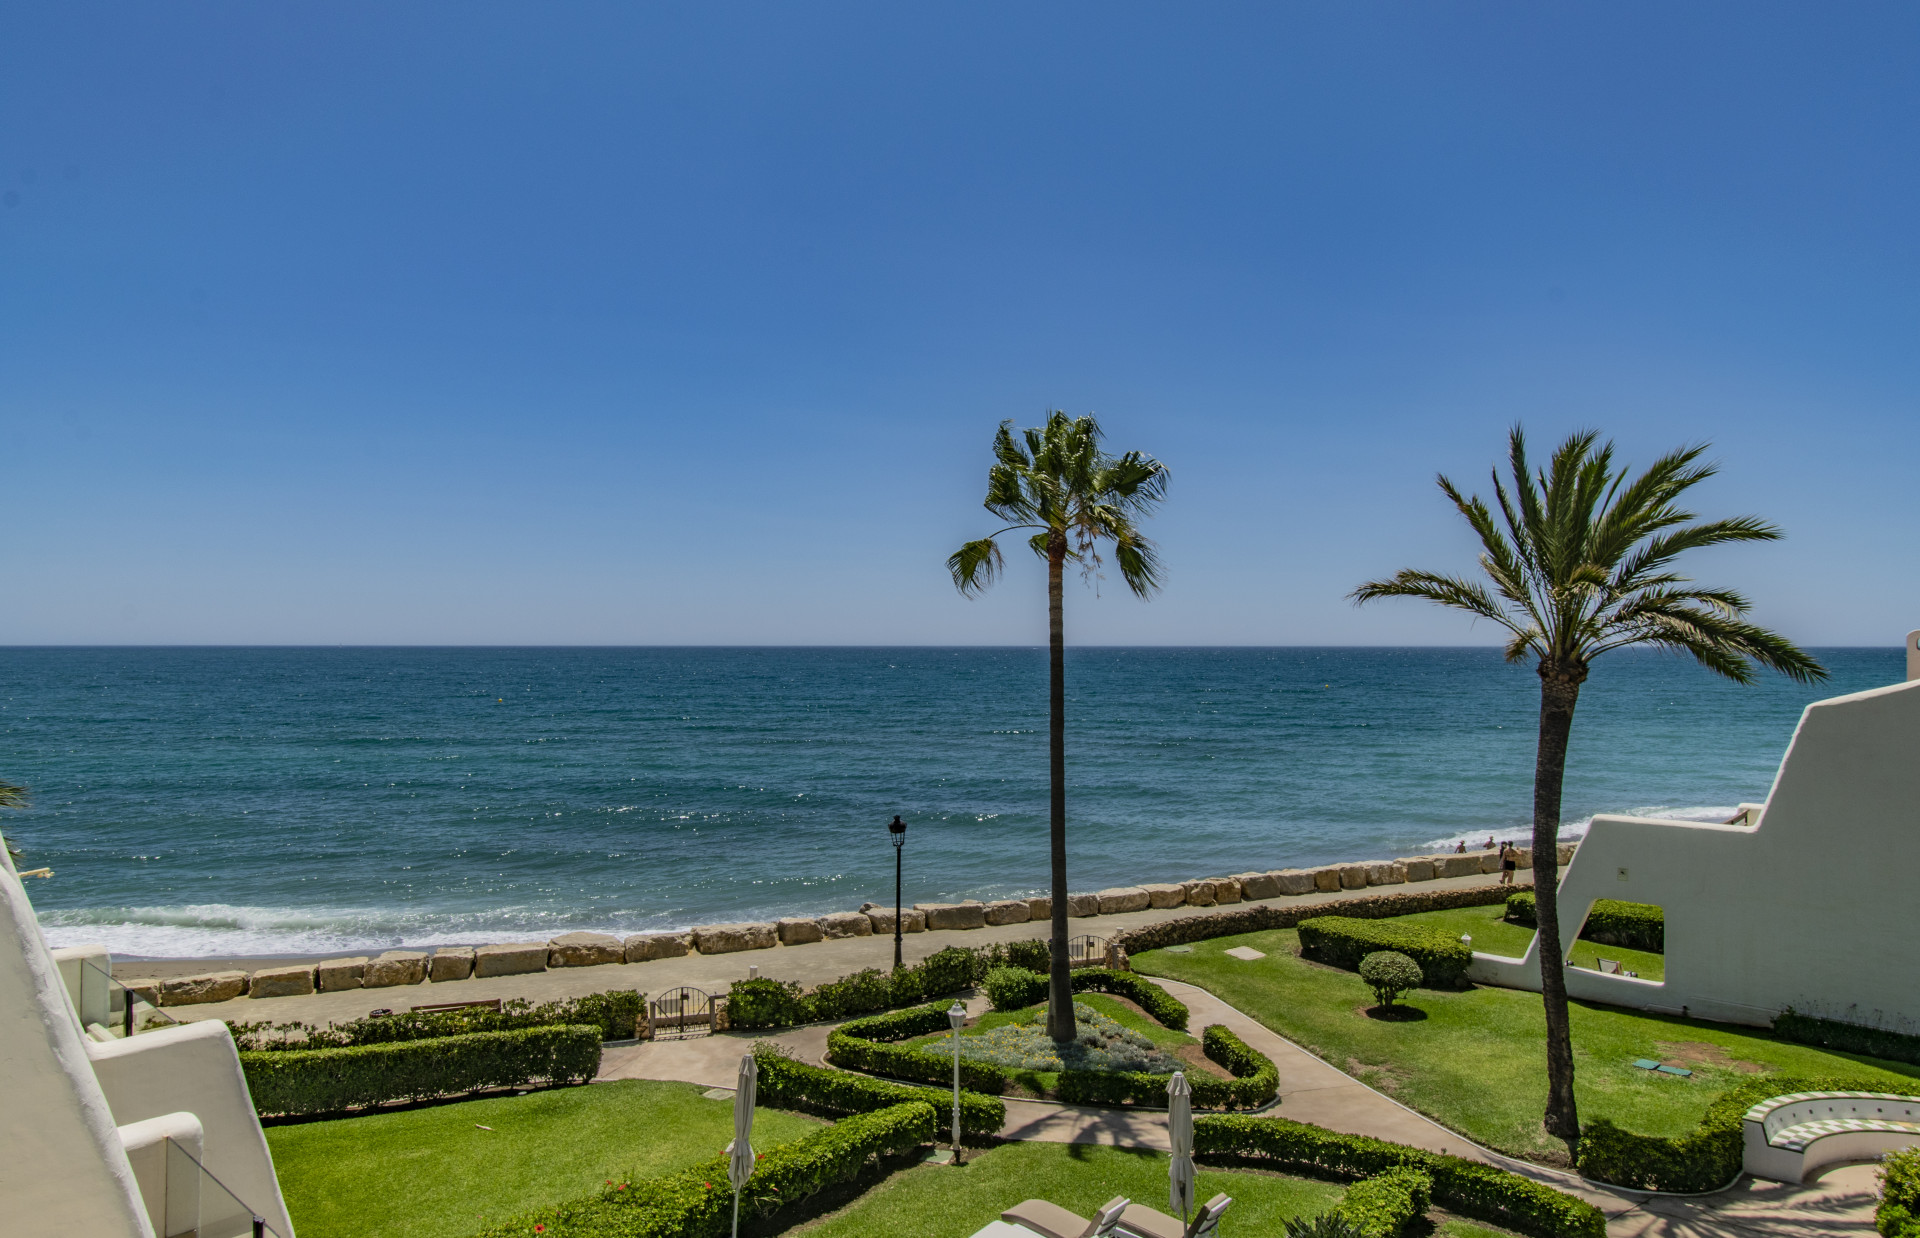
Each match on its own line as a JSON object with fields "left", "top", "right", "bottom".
{"left": 1, "top": 646, "right": 1897, "bottom": 958}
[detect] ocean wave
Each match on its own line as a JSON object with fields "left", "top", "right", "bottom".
{"left": 1420, "top": 805, "right": 1739, "bottom": 851}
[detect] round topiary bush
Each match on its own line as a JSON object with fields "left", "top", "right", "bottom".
{"left": 1358, "top": 950, "right": 1423, "bottom": 1009}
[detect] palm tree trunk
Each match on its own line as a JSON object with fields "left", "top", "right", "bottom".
{"left": 1045, "top": 533, "right": 1075, "bottom": 1043}
{"left": 1532, "top": 661, "right": 1586, "bottom": 1153}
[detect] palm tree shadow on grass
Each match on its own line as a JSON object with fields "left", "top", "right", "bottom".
{"left": 1362, "top": 1005, "right": 1429, "bottom": 1023}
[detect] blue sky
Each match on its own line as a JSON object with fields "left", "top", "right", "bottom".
{"left": 2, "top": 4, "right": 1914, "bottom": 646}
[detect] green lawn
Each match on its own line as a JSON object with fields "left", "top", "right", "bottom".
{"left": 1387, "top": 904, "right": 1666, "bottom": 981}
{"left": 787, "top": 1141, "right": 1503, "bottom": 1238}
{"left": 1133, "top": 925, "right": 1920, "bottom": 1163}
{"left": 266, "top": 1080, "right": 824, "bottom": 1238}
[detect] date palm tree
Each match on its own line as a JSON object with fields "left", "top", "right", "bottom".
{"left": 1352, "top": 426, "right": 1824, "bottom": 1152}
{"left": 950, "top": 412, "right": 1169, "bottom": 1043}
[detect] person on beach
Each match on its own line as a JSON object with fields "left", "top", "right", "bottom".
{"left": 1499, "top": 842, "right": 1518, "bottom": 885}
{"left": 1454, "top": 840, "right": 1466, "bottom": 853}
{"left": 1484, "top": 834, "right": 1496, "bottom": 850}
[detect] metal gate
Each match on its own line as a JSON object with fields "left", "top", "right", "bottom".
{"left": 1067, "top": 935, "right": 1117, "bottom": 969}
{"left": 648, "top": 986, "right": 713, "bottom": 1040}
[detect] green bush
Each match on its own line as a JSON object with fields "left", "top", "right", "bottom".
{"left": 1191, "top": 1024, "right": 1280, "bottom": 1110}
{"left": 476, "top": 1100, "right": 935, "bottom": 1238}
{"left": 1284, "top": 1213, "right": 1366, "bottom": 1238}
{"left": 826, "top": 1005, "right": 1009, "bottom": 1094}
{"left": 750, "top": 1042, "right": 1006, "bottom": 1140}
{"left": 1504, "top": 892, "right": 1665, "bottom": 952}
{"left": 1196, "top": 1114, "right": 1605, "bottom": 1238}
{"left": 1006, "top": 938, "right": 1051, "bottom": 973}
{"left": 726, "top": 978, "right": 812, "bottom": 1028}
{"left": 1357, "top": 952, "right": 1423, "bottom": 1009}
{"left": 985, "top": 966, "right": 1050, "bottom": 1012}
{"left": 1774, "top": 1009, "right": 1920, "bottom": 1068}
{"left": 1071, "top": 968, "right": 1190, "bottom": 1030}
{"left": 240, "top": 1024, "right": 601, "bottom": 1117}
{"left": 1335, "top": 1168, "right": 1431, "bottom": 1238}
{"left": 1296, "top": 917, "right": 1471, "bottom": 989}
{"left": 1880, "top": 1147, "right": 1920, "bottom": 1238}
{"left": 230, "top": 989, "right": 643, "bottom": 1050}
{"left": 1576, "top": 1074, "right": 1901, "bottom": 1192}
{"left": 724, "top": 941, "right": 1051, "bottom": 1031}
{"left": 1115, "top": 885, "right": 1511, "bottom": 956}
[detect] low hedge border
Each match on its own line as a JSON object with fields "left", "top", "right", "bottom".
{"left": 1504, "top": 892, "right": 1665, "bottom": 953}
{"left": 1335, "top": 1167, "right": 1432, "bottom": 1238}
{"left": 826, "top": 1004, "right": 1010, "bottom": 1094}
{"left": 727, "top": 941, "right": 1051, "bottom": 1031}
{"left": 1052, "top": 1023, "right": 1278, "bottom": 1109}
{"left": 476, "top": 1099, "right": 936, "bottom": 1238}
{"left": 1195, "top": 1114, "right": 1605, "bottom": 1238}
{"left": 1296, "top": 917, "right": 1472, "bottom": 989}
{"left": 750, "top": 1041, "right": 1006, "bottom": 1140}
{"left": 231, "top": 989, "right": 644, "bottom": 1050}
{"left": 1575, "top": 1073, "right": 1906, "bottom": 1193}
{"left": 1113, "top": 885, "right": 1513, "bottom": 956}
{"left": 241, "top": 1024, "right": 602, "bottom": 1117}
{"left": 982, "top": 965, "right": 1192, "bottom": 1032}
{"left": 1773, "top": 1008, "right": 1920, "bottom": 1068}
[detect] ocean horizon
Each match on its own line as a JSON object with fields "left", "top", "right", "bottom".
{"left": 4, "top": 644, "right": 1899, "bottom": 959}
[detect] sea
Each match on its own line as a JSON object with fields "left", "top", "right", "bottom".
{"left": 2, "top": 645, "right": 1898, "bottom": 960}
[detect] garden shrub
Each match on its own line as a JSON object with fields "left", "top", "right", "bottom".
{"left": 1071, "top": 967, "right": 1190, "bottom": 1030}
{"left": 1196, "top": 1114, "right": 1605, "bottom": 1238}
{"left": 826, "top": 1004, "right": 1009, "bottom": 1094}
{"left": 1357, "top": 952, "right": 1422, "bottom": 1008}
{"left": 1006, "top": 937, "right": 1051, "bottom": 973}
{"left": 749, "top": 1042, "right": 1005, "bottom": 1140}
{"left": 984, "top": 966, "right": 1049, "bottom": 1012}
{"left": 1335, "top": 1167, "right": 1431, "bottom": 1238}
{"left": 726, "top": 978, "right": 812, "bottom": 1029}
{"left": 1504, "top": 892, "right": 1665, "bottom": 952}
{"left": 1296, "top": 917, "right": 1471, "bottom": 989}
{"left": 230, "top": 989, "right": 643, "bottom": 1050}
{"left": 1576, "top": 1074, "right": 1903, "bottom": 1192}
{"left": 1115, "top": 885, "right": 1511, "bottom": 956}
{"left": 1880, "top": 1147, "right": 1920, "bottom": 1238}
{"left": 725, "top": 941, "right": 1048, "bottom": 1031}
{"left": 241, "top": 1024, "right": 601, "bottom": 1117}
{"left": 476, "top": 1100, "right": 935, "bottom": 1238}
{"left": 1774, "top": 1008, "right": 1920, "bottom": 1068}
{"left": 1284, "top": 1213, "right": 1366, "bottom": 1238}
{"left": 1191, "top": 1024, "right": 1280, "bottom": 1110}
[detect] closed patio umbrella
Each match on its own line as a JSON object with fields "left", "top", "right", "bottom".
{"left": 1167, "top": 1070, "right": 1194, "bottom": 1223}
{"left": 727, "top": 1054, "right": 759, "bottom": 1238}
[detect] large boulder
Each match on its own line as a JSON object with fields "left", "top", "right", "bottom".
{"left": 818, "top": 911, "right": 873, "bottom": 939}
{"left": 160, "top": 971, "right": 248, "bottom": 1006}
{"left": 1513, "top": 847, "right": 1533, "bottom": 869}
{"left": 548, "top": 932, "right": 624, "bottom": 968}
{"left": 1556, "top": 842, "right": 1577, "bottom": 864}
{"left": 1310, "top": 866, "right": 1343, "bottom": 893}
{"left": 624, "top": 932, "right": 693, "bottom": 962}
{"left": 428, "top": 947, "right": 474, "bottom": 982}
{"left": 1270, "top": 869, "right": 1316, "bottom": 896}
{"left": 473, "top": 942, "right": 549, "bottom": 978}
{"left": 1096, "top": 887, "right": 1151, "bottom": 915}
{"left": 1025, "top": 897, "right": 1052, "bottom": 921}
{"left": 1438, "top": 855, "right": 1482, "bottom": 879}
{"left": 1067, "top": 893, "right": 1100, "bottom": 917}
{"left": 985, "top": 899, "right": 1032, "bottom": 926}
{"left": 1400, "top": 858, "right": 1437, "bottom": 883}
{"left": 1210, "top": 877, "right": 1244, "bottom": 905}
{"left": 247, "top": 965, "right": 314, "bottom": 999}
{"left": 1140, "top": 883, "right": 1188, "bottom": 910}
{"left": 692, "top": 923, "right": 778, "bottom": 954}
{"left": 1364, "top": 861, "right": 1404, "bottom": 887}
{"left": 121, "top": 978, "right": 161, "bottom": 1007}
{"left": 1338, "top": 864, "right": 1369, "bottom": 890}
{"left": 776, "top": 918, "right": 825, "bottom": 946}
{"left": 915, "top": 902, "right": 988, "bottom": 931}
{"left": 1479, "top": 852, "right": 1504, "bottom": 874}
{"left": 316, "top": 957, "right": 370, "bottom": 992}
{"left": 1182, "top": 880, "right": 1217, "bottom": 907}
{"left": 1235, "top": 872, "right": 1280, "bottom": 900}
{"left": 365, "top": 951, "right": 429, "bottom": 987}
{"left": 861, "top": 907, "right": 926, "bottom": 935}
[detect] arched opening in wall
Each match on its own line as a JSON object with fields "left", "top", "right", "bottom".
{"left": 1503, "top": 893, "right": 1667, "bottom": 981}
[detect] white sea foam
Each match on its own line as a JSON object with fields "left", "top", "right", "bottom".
{"left": 1420, "top": 805, "right": 1741, "bottom": 852}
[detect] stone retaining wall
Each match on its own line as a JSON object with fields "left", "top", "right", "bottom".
{"left": 129, "top": 842, "right": 1572, "bottom": 1006}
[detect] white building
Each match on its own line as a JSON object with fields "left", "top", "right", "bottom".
{"left": 1471, "top": 635, "right": 1920, "bottom": 1031}
{"left": 0, "top": 836, "right": 295, "bottom": 1237}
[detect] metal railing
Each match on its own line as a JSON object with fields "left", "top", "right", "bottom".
{"left": 164, "top": 1138, "right": 282, "bottom": 1238}
{"left": 81, "top": 956, "right": 177, "bottom": 1038}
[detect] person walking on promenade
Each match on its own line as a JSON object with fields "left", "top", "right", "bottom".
{"left": 1499, "top": 842, "right": 1518, "bottom": 886}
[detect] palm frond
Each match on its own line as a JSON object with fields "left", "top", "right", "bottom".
{"left": 948, "top": 538, "right": 1005, "bottom": 597}
{"left": 0, "top": 781, "right": 26, "bottom": 812}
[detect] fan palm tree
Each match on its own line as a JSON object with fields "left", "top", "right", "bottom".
{"left": 950, "top": 412, "right": 1169, "bottom": 1043}
{"left": 1352, "top": 426, "right": 1824, "bottom": 1152}
{"left": 1, "top": 779, "right": 27, "bottom": 863}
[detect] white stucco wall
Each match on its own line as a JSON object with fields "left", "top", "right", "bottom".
{"left": 1470, "top": 676, "right": 1920, "bottom": 1029}
{"left": 0, "top": 844, "right": 154, "bottom": 1237}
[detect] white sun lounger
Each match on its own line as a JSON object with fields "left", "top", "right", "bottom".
{"left": 1000, "top": 1195, "right": 1131, "bottom": 1238}
{"left": 1119, "top": 1192, "right": 1232, "bottom": 1238}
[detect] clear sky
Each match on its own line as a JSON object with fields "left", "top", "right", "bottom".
{"left": 2, "top": 4, "right": 1914, "bottom": 647}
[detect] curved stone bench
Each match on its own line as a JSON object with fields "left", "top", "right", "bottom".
{"left": 1743, "top": 1091, "right": 1920, "bottom": 1182}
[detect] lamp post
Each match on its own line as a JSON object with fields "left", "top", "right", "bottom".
{"left": 947, "top": 999, "right": 967, "bottom": 1164}
{"left": 888, "top": 814, "right": 907, "bottom": 971}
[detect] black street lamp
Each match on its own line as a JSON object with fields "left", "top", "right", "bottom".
{"left": 888, "top": 814, "right": 907, "bottom": 970}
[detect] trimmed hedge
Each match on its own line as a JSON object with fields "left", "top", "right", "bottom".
{"left": 230, "top": 989, "right": 643, "bottom": 1050}
{"left": 1576, "top": 1074, "right": 1904, "bottom": 1192}
{"left": 1774, "top": 1008, "right": 1920, "bottom": 1068}
{"left": 1195, "top": 1114, "right": 1605, "bottom": 1238}
{"left": 1055, "top": 1024, "right": 1276, "bottom": 1109}
{"left": 241, "top": 1024, "right": 601, "bottom": 1117}
{"left": 985, "top": 967, "right": 1049, "bottom": 1012}
{"left": 1335, "top": 1167, "right": 1431, "bottom": 1238}
{"left": 1296, "top": 917, "right": 1471, "bottom": 989}
{"left": 727, "top": 941, "right": 1051, "bottom": 1031}
{"left": 477, "top": 1100, "right": 935, "bottom": 1238}
{"left": 1880, "top": 1147, "right": 1920, "bottom": 1238}
{"left": 1114, "top": 885, "right": 1513, "bottom": 956}
{"left": 749, "top": 1042, "right": 1005, "bottom": 1140}
{"left": 826, "top": 1004, "right": 1009, "bottom": 1094}
{"left": 1071, "top": 968, "right": 1190, "bottom": 1031}
{"left": 1505, "top": 892, "right": 1664, "bottom": 952}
